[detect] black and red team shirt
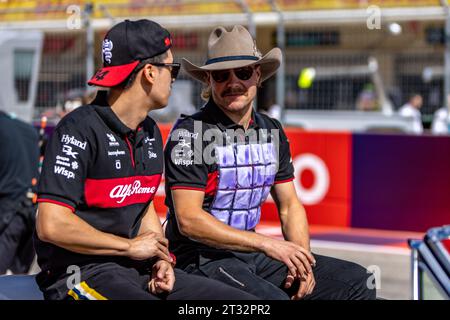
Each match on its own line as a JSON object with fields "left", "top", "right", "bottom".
{"left": 34, "top": 91, "right": 163, "bottom": 272}
{"left": 164, "top": 99, "right": 295, "bottom": 266}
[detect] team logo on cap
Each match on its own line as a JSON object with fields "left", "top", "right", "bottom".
{"left": 164, "top": 37, "right": 171, "bottom": 47}
{"left": 102, "top": 39, "right": 114, "bottom": 64}
{"left": 94, "top": 70, "right": 110, "bottom": 81}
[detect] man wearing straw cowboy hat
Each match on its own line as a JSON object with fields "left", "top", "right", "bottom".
{"left": 164, "top": 25, "right": 376, "bottom": 300}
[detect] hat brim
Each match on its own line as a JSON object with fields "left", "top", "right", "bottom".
{"left": 87, "top": 60, "right": 140, "bottom": 87}
{"left": 182, "top": 47, "right": 282, "bottom": 83}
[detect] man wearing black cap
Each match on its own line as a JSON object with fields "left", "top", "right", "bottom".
{"left": 34, "top": 19, "right": 257, "bottom": 300}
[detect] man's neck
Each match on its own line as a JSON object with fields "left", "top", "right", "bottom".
{"left": 216, "top": 101, "right": 254, "bottom": 130}
{"left": 108, "top": 89, "right": 150, "bottom": 131}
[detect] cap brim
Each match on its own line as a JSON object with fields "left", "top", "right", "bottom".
{"left": 87, "top": 61, "right": 140, "bottom": 87}
{"left": 182, "top": 48, "right": 282, "bottom": 83}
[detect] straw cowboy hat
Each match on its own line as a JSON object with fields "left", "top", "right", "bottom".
{"left": 182, "top": 25, "right": 282, "bottom": 83}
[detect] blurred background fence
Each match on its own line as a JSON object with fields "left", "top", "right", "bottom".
{"left": 0, "top": 0, "right": 448, "bottom": 128}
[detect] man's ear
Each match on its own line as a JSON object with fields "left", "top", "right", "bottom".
{"left": 205, "top": 72, "right": 211, "bottom": 86}
{"left": 143, "top": 64, "right": 155, "bottom": 85}
{"left": 255, "top": 66, "right": 262, "bottom": 87}
{"left": 256, "top": 65, "right": 262, "bottom": 79}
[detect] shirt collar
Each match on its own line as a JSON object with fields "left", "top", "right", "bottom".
{"left": 92, "top": 91, "right": 134, "bottom": 136}
{"left": 202, "top": 99, "right": 260, "bottom": 131}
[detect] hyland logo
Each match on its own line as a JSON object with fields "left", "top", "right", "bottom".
{"left": 61, "top": 135, "right": 87, "bottom": 150}
{"left": 148, "top": 151, "right": 157, "bottom": 159}
{"left": 177, "top": 129, "right": 199, "bottom": 140}
{"left": 109, "top": 180, "right": 156, "bottom": 204}
{"left": 54, "top": 166, "right": 75, "bottom": 179}
{"left": 106, "top": 133, "right": 120, "bottom": 147}
{"left": 62, "top": 145, "right": 78, "bottom": 159}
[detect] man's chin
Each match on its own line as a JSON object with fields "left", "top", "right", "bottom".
{"left": 152, "top": 100, "right": 170, "bottom": 110}
{"left": 222, "top": 98, "right": 248, "bottom": 109}
{"left": 223, "top": 103, "right": 249, "bottom": 114}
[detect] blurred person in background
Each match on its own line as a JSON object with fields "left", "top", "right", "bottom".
{"left": 258, "top": 97, "right": 282, "bottom": 121}
{"left": 356, "top": 83, "right": 379, "bottom": 112}
{"left": 398, "top": 93, "right": 423, "bottom": 134}
{"left": 431, "top": 93, "right": 450, "bottom": 135}
{"left": 59, "top": 89, "right": 85, "bottom": 118}
{"left": 39, "top": 88, "right": 98, "bottom": 158}
{"left": 150, "top": 80, "right": 196, "bottom": 122}
{"left": 41, "top": 88, "right": 96, "bottom": 122}
{"left": 0, "top": 111, "right": 39, "bottom": 274}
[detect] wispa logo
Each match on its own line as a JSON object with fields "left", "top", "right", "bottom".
{"left": 54, "top": 166, "right": 75, "bottom": 179}
{"left": 109, "top": 180, "right": 156, "bottom": 204}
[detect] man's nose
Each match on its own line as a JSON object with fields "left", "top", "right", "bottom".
{"left": 227, "top": 70, "right": 240, "bottom": 84}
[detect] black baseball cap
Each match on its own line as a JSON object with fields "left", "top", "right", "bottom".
{"left": 88, "top": 19, "right": 172, "bottom": 87}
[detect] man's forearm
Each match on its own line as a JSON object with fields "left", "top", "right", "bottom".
{"left": 137, "top": 202, "right": 164, "bottom": 236}
{"left": 271, "top": 182, "right": 311, "bottom": 252}
{"left": 179, "top": 208, "right": 273, "bottom": 252}
{"left": 50, "top": 226, "right": 131, "bottom": 257}
{"left": 280, "top": 201, "right": 311, "bottom": 251}
{"left": 181, "top": 200, "right": 310, "bottom": 253}
{"left": 37, "top": 203, "right": 131, "bottom": 257}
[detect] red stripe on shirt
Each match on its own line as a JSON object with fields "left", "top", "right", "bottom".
{"left": 170, "top": 186, "right": 205, "bottom": 192}
{"left": 84, "top": 174, "right": 161, "bottom": 208}
{"left": 37, "top": 198, "right": 75, "bottom": 213}
{"left": 205, "top": 171, "right": 218, "bottom": 195}
{"left": 124, "top": 136, "right": 135, "bottom": 168}
{"left": 274, "top": 177, "right": 295, "bottom": 185}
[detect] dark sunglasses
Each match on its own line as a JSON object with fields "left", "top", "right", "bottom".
{"left": 211, "top": 66, "right": 255, "bottom": 83}
{"left": 152, "top": 62, "right": 181, "bottom": 80}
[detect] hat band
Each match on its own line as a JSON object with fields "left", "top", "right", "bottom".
{"left": 205, "top": 55, "right": 259, "bottom": 65}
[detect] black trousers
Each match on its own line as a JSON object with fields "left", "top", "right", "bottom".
{"left": 181, "top": 249, "right": 376, "bottom": 300}
{"left": 39, "top": 262, "right": 259, "bottom": 300}
{"left": 0, "top": 200, "right": 36, "bottom": 274}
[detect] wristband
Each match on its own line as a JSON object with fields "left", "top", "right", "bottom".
{"left": 169, "top": 252, "right": 176, "bottom": 267}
